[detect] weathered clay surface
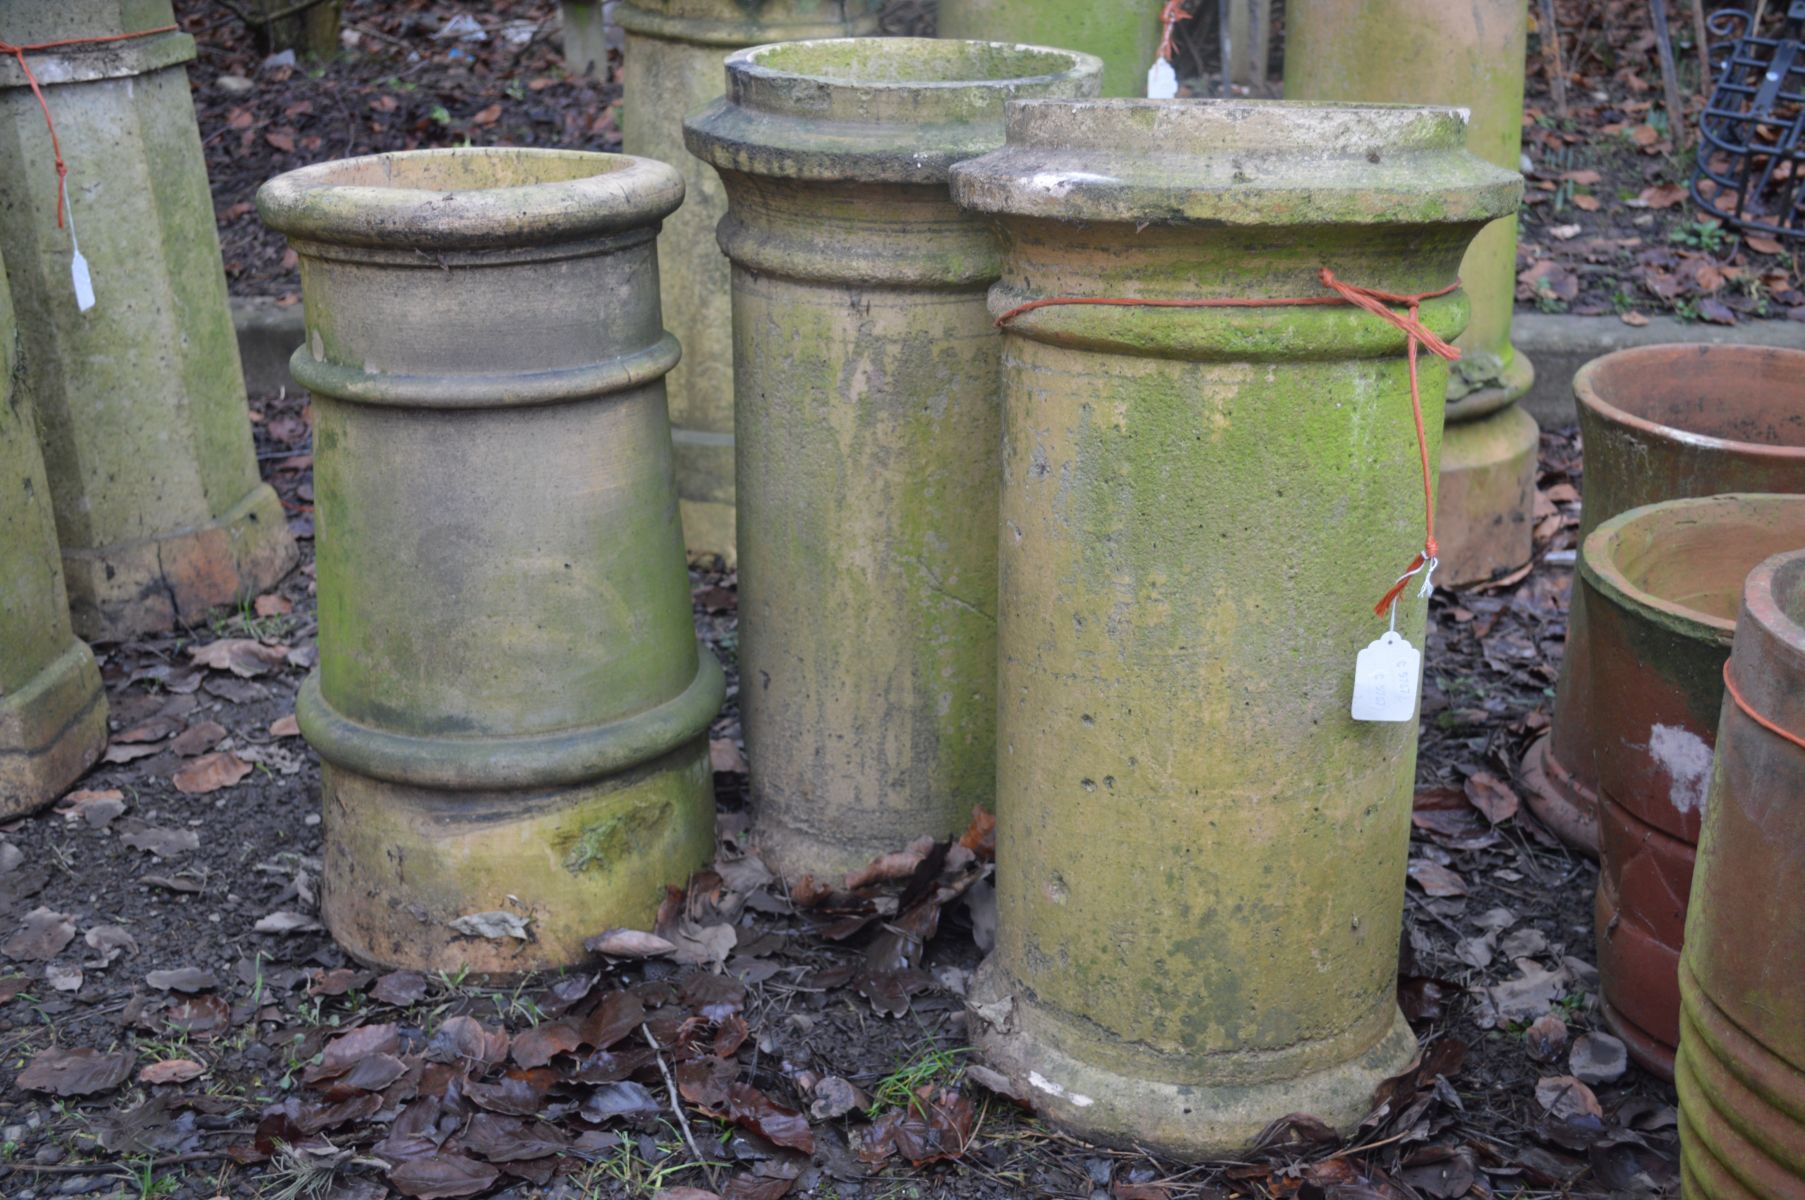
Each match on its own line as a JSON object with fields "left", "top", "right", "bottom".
{"left": 687, "top": 39, "right": 1100, "bottom": 882}
{"left": 1286, "top": 0, "right": 1538, "bottom": 585}
{"left": 936, "top": 0, "right": 1160, "bottom": 99}
{"left": 1676, "top": 548, "right": 1805, "bottom": 1200}
{"left": 0, "top": 248, "right": 107, "bottom": 817}
{"left": 0, "top": 0, "right": 296, "bottom": 642}
{"left": 621, "top": 0, "right": 881, "bottom": 565}
{"left": 1528, "top": 344, "right": 1805, "bottom": 855}
{"left": 1584, "top": 494, "right": 1805, "bottom": 1080}
{"left": 259, "top": 148, "right": 721, "bottom": 974}
{"left": 950, "top": 98, "right": 1520, "bottom": 1158}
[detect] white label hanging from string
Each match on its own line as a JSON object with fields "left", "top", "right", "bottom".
{"left": 1148, "top": 0, "right": 1189, "bottom": 98}
{"left": 63, "top": 179, "right": 94, "bottom": 313}
{"left": 1352, "top": 553, "right": 1436, "bottom": 723}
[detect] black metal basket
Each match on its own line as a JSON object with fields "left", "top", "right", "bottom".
{"left": 1691, "top": 2, "right": 1805, "bottom": 240}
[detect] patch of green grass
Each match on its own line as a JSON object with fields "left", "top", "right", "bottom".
{"left": 867, "top": 1045, "right": 972, "bottom": 1117}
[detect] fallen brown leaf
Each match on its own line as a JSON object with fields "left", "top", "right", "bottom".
{"left": 139, "top": 1058, "right": 206, "bottom": 1085}
{"left": 17, "top": 1047, "right": 134, "bottom": 1096}
{"left": 172, "top": 751, "right": 249, "bottom": 795}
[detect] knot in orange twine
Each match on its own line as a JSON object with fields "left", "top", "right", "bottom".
{"left": 0, "top": 25, "right": 179, "bottom": 228}
{"left": 994, "top": 267, "right": 1461, "bottom": 619}
{"left": 1158, "top": 0, "right": 1194, "bottom": 63}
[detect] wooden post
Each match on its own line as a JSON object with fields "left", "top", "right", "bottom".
{"left": 1538, "top": 0, "right": 1570, "bottom": 117}
{"left": 1649, "top": 0, "right": 1688, "bottom": 145}
{"left": 248, "top": 0, "right": 341, "bottom": 57}
{"left": 1224, "top": 0, "right": 1271, "bottom": 89}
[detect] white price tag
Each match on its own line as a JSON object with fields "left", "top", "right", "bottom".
{"left": 1146, "top": 57, "right": 1178, "bottom": 99}
{"left": 63, "top": 182, "right": 95, "bottom": 313}
{"left": 70, "top": 248, "right": 95, "bottom": 313}
{"left": 1351, "top": 630, "right": 1422, "bottom": 723}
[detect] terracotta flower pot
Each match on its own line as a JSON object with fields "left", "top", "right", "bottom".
{"left": 259, "top": 148, "right": 723, "bottom": 974}
{"left": 1584, "top": 494, "right": 1805, "bottom": 1080}
{"left": 950, "top": 98, "right": 1520, "bottom": 1158}
{"left": 1676, "top": 547, "right": 1805, "bottom": 1200}
{"left": 0, "top": 0, "right": 296, "bottom": 641}
{"left": 0, "top": 249, "right": 107, "bottom": 816}
{"left": 1286, "top": 0, "right": 1539, "bottom": 586}
{"left": 1525, "top": 344, "right": 1805, "bottom": 855}
{"left": 936, "top": 0, "right": 1160, "bottom": 98}
{"left": 618, "top": 0, "right": 883, "bottom": 564}
{"left": 686, "top": 38, "right": 1101, "bottom": 881}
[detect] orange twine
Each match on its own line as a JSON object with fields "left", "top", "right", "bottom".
{"left": 994, "top": 268, "right": 1460, "bottom": 617}
{"left": 0, "top": 25, "right": 179, "bottom": 228}
{"left": 1722, "top": 661, "right": 1805, "bottom": 752}
{"left": 1158, "top": 0, "right": 1192, "bottom": 63}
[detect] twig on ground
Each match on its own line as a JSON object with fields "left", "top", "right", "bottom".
{"left": 641, "top": 1022, "right": 719, "bottom": 1191}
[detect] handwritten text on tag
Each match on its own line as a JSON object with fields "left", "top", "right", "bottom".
{"left": 1351, "top": 631, "right": 1422, "bottom": 723}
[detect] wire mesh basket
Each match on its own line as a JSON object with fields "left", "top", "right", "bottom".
{"left": 1691, "top": 2, "right": 1805, "bottom": 240}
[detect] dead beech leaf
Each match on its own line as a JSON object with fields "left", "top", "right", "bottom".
{"left": 1620, "top": 310, "right": 1651, "bottom": 326}
{"left": 725, "top": 1082, "right": 815, "bottom": 1153}
{"left": 146, "top": 967, "right": 218, "bottom": 993}
{"left": 84, "top": 925, "right": 138, "bottom": 962}
{"left": 1631, "top": 123, "right": 1660, "bottom": 147}
{"left": 60, "top": 789, "right": 127, "bottom": 828}
{"left": 584, "top": 928, "right": 676, "bottom": 959}
{"left": 388, "top": 1153, "right": 499, "bottom": 1199}
{"left": 17, "top": 1047, "right": 134, "bottom": 1096}
{"left": 4, "top": 908, "right": 75, "bottom": 961}
{"left": 1406, "top": 859, "right": 1468, "bottom": 897}
{"left": 1569, "top": 193, "right": 1600, "bottom": 211}
{"left": 1464, "top": 772, "right": 1520, "bottom": 823}
{"left": 1536, "top": 1074, "right": 1604, "bottom": 1121}
{"left": 254, "top": 910, "right": 323, "bottom": 934}
{"left": 103, "top": 742, "right": 163, "bottom": 764}
{"left": 139, "top": 1058, "right": 205, "bottom": 1085}
{"left": 371, "top": 970, "right": 428, "bottom": 1005}
{"left": 472, "top": 102, "right": 502, "bottom": 126}
{"left": 1639, "top": 183, "right": 1687, "bottom": 208}
{"left": 253, "top": 593, "right": 293, "bottom": 617}
{"left": 1525, "top": 1013, "right": 1568, "bottom": 1062}
{"left": 1746, "top": 234, "right": 1785, "bottom": 255}
{"left": 1570, "top": 1031, "right": 1628, "bottom": 1084}
{"left": 269, "top": 713, "right": 301, "bottom": 738}
{"left": 170, "top": 720, "right": 227, "bottom": 757}
{"left": 119, "top": 822, "right": 200, "bottom": 858}
{"left": 1562, "top": 169, "right": 1602, "bottom": 185}
{"left": 709, "top": 737, "right": 746, "bottom": 773}
{"left": 187, "top": 638, "right": 289, "bottom": 678}
{"left": 172, "top": 751, "right": 250, "bottom": 795}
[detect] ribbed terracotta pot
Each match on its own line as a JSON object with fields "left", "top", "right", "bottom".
{"left": 619, "top": 0, "right": 882, "bottom": 565}
{"left": 1676, "top": 547, "right": 1805, "bottom": 1200}
{"left": 0, "top": 248, "right": 108, "bottom": 817}
{"left": 0, "top": 0, "right": 296, "bottom": 642}
{"left": 950, "top": 99, "right": 1521, "bottom": 1157}
{"left": 258, "top": 149, "right": 722, "bottom": 974}
{"left": 686, "top": 39, "right": 1101, "bottom": 882}
{"left": 1285, "top": 0, "right": 1539, "bottom": 587}
{"left": 1585, "top": 494, "right": 1805, "bottom": 1081}
{"left": 1525, "top": 345, "right": 1805, "bottom": 855}
{"left": 936, "top": 0, "right": 1160, "bottom": 98}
